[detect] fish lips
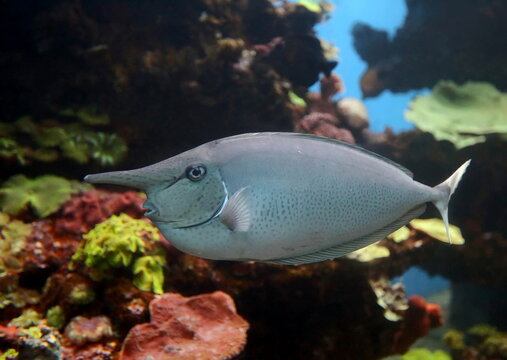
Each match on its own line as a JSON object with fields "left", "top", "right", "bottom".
{"left": 143, "top": 200, "right": 160, "bottom": 219}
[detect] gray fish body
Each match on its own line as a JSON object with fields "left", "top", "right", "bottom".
{"left": 85, "top": 133, "right": 470, "bottom": 264}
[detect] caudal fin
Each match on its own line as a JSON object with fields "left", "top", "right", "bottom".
{"left": 432, "top": 160, "right": 471, "bottom": 244}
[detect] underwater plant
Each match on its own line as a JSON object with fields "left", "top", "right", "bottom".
{"left": 0, "top": 175, "right": 88, "bottom": 218}
{"left": 72, "top": 213, "right": 166, "bottom": 294}
{"left": 405, "top": 81, "right": 507, "bottom": 149}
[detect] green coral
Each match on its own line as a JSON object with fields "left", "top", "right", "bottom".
{"left": 288, "top": 91, "right": 307, "bottom": 107}
{"left": 444, "top": 324, "right": 507, "bottom": 358}
{"left": 69, "top": 283, "right": 95, "bottom": 305}
{"left": 409, "top": 218, "right": 465, "bottom": 245}
{"left": 0, "top": 175, "right": 86, "bottom": 218}
{"left": 405, "top": 81, "right": 507, "bottom": 149}
{"left": 46, "top": 306, "right": 65, "bottom": 330}
{"left": 0, "top": 111, "right": 127, "bottom": 167}
{"left": 133, "top": 253, "right": 166, "bottom": 294}
{"left": 8, "top": 309, "right": 42, "bottom": 328}
{"left": 400, "top": 348, "right": 451, "bottom": 360}
{"left": 0, "top": 349, "right": 19, "bottom": 360}
{"left": 88, "top": 132, "right": 127, "bottom": 166}
{"left": 72, "top": 214, "right": 166, "bottom": 293}
{"left": 0, "top": 213, "right": 32, "bottom": 276}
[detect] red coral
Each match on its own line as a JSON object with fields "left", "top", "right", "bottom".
{"left": 120, "top": 291, "right": 249, "bottom": 360}
{"left": 392, "top": 295, "right": 443, "bottom": 353}
{"left": 55, "top": 189, "right": 145, "bottom": 234}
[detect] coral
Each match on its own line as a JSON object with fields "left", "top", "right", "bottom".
{"left": 392, "top": 295, "right": 443, "bottom": 353}
{"left": 8, "top": 309, "right": 42, "bottom": 328}
{"left": 64, "top": 316, "right": 113, "bottom": 346}
{"left": 72, "top": 213, "right": 167, "bottom": 293}
{"left": 73, "top": 213, "right": 159, "bottom": 270}
{"left": 68, "top": 283, "right": 95, "bottom": 305}
{"left": 388, "top": 226, "right": 411, "bottom": 243}
{"left": 0, "top": 175, "right": 83, "bottom": 218}
{"left": 132, "top": 253, "right": 166, "bottom": 295}
{"left": 59, "top": 106, "right": 111, "bottom": 126}
{"left": 88, "top": 132, "right": 127, "bottom": 166}
{"left": 405, "top": 81, "right": 507, "bottom": 149}
{"left": 0, "top": 280, "right": 40, "bottom": 311}
{"left": 296, "top": 112, "right": 355, "bottom": 144}
{"left": 336, "top": 97, "right": 369, "bottom": 133}
{"left": 0, "top": 213, "right": 31, "bottom": 276}
{"left": 0, "top": 115, "right": 127, "bottom": 168}
{"left": 10, "top": 323, "right": 62, "bottom": 360}
{"left": 120, "top": 291, "right": 249, "bottom": 360}
{"left": 46, "top": 306, "right": 65, "bottom": 330}
{"left": 0, "top": 349, "right": 18, "bottom": 360}
{"left": 400, "top": 348, "right": 451, "bottom": 360}
{"left": 410, "top": 218, "right": 465, "bottom": 245}
{"left": 369, "top": 278, "right": 408, "bottom": 322}
{"left": 55, "top": 189, "right": 145, "bottom": 235}
{"left": 347, "top": 244, "right": 390, "bottom": 263}
{"left": 444, "top": 325, "right": 507, "bottom": 360}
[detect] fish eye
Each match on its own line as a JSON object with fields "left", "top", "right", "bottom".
{"left": 185, "top": 164, "right": 207, "bottom": 182}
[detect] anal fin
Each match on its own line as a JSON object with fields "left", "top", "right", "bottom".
{"left": 267, "top": 204, "right": 427, "bottom": 265}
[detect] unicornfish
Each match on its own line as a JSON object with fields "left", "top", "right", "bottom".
{"left": 84, "top": 133, "right": 470, "bottom": 265}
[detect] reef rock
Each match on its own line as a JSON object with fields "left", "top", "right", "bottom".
{"left": 120, "top": 291, "right": 249, "bottom": 360}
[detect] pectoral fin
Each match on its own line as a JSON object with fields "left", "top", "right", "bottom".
{"left": 219, "top": 187, "right": 251, "bottom": 232}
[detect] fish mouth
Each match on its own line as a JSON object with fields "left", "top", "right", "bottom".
{"left": 143, "top": 200, "right": 160, "bottom": 218}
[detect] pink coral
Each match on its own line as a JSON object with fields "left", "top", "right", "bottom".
{"left": 120, "top": 291, "right": 249, "bottom": 360}
{"left": 297, "top": 112, "right": 355, "bottom": 144}
{"left": 55, "top": 189, "right": 145, "bottom": 234}
{"left": 64, "top": 316, "right": 113, "bottom": 346}
{"left": 392, "top": 295, "right": 443, "bottom": 353}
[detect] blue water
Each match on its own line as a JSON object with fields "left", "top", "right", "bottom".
{"left": 313, "top": 0, "right": 427, "bottom": 133}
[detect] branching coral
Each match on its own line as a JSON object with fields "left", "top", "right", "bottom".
{"left": 405, "top": 81, "right": 507, "bottom": 148}
{"left": 0, "top": 175, "right": 88, "bottom": 218}
{"left": 72, "top": 214, "right": 166, "bottom": 294}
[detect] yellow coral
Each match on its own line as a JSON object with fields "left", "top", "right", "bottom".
{"left": 410, "top": 218, "right": 465, "bottom": 244}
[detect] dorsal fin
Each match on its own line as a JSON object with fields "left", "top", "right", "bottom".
{"left": 266, "top": 204, "right": 426, "bottom": 265}
{"left": 216, "top": 132, "right": 413, "bottom": 178}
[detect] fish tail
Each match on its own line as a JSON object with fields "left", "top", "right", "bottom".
{"left": 432, "top": 160, "right": 471, "bottom": 244}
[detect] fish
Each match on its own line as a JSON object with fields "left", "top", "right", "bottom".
{"left": 84, "top": 132, "right": 470, "bottom": 265}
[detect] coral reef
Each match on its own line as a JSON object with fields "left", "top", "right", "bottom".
{"left": 0, "top": 0, "right": 338, "bottom": 169}
{"left": 405, "top": 81, "right": 507, "bottom": 149}
{"left": 352, "top": 0, "right": 507, "bottom": 97}
{"left": 120, "top": 291, "right": 249, "bottom": 360}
